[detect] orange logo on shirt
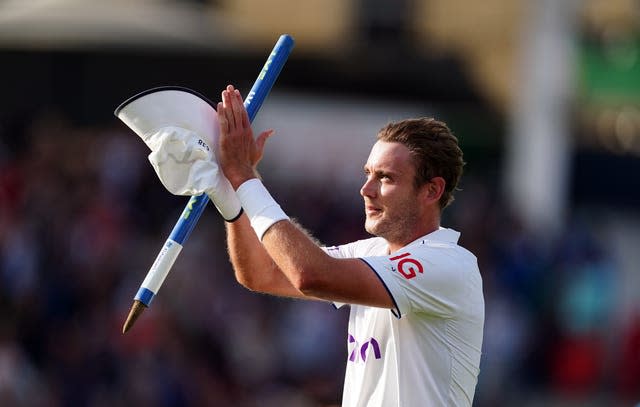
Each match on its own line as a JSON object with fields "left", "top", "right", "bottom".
{"left": 389, "top": 252, "right": 423, "bottom": 279}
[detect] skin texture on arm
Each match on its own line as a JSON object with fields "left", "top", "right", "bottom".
{"left": 260, "top": 219, "right": 394, "bottom": 308}
{"left": 226, "top": 212, "right": 392, "bottom": 308}
{"left": 225, "top": 212, "right": 307, "bottom": 299}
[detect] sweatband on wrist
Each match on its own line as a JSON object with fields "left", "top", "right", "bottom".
{"left": 236, "top": 178, "right": 290, "bottom": 240}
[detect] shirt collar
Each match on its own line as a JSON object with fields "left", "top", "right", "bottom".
{"left": 403, "top": 227, "right": 460, "bottom": 249}
{"left": 427, "top": 227, "right": 461, "bottom": 243}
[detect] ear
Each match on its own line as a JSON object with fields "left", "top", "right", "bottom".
{"left": 420, "top": 177, "right": 445, "bottom": 206}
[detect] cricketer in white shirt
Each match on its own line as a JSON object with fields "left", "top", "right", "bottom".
{"left": 324, "top": 227, "right": 484, "bottom": 407}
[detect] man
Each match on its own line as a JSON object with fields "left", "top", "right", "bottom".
{"left": 214, "top": 85, "right": 484, "bottom": 406}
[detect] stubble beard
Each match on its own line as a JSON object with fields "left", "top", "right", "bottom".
{"left": 364, "top": 203, "right": 420, "bottom": 247}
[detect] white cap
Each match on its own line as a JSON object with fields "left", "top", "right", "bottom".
{"left": 115, "top": 86, "right": 243, "bottom": 221}
{"left": 114, "top": 86, "right": 220, "bottom": 156}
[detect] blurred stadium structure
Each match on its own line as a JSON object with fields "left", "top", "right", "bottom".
{"left": 0, "top": 0, "right": 639, "bottom": 406}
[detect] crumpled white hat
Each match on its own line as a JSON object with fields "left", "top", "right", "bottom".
{"left": 115, "top": 86, "right": 241, "bottom": 220}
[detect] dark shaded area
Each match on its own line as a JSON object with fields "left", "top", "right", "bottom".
{"left": 0, "top": 47, "right": 482, "bottom": 127}
{"left": 571, "top": 149, "right": 640, "bottom": 207}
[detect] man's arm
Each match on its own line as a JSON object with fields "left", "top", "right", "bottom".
{"left": 225, "top": 212, "right": 308, "bottom": 299}
{"left": 218, "top": 84, "right": 393, "bottom": 309}
{"left": 226, "top": 207, "right": 392, "bottom": 308}
{"left": 260, "top": 219, "right": 394, "bottom": 308}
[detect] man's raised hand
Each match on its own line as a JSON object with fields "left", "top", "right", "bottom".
{"left": 218, "top": 84, "right": 274, "bottom": 190}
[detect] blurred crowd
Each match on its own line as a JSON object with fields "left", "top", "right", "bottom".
{"left": 0, "top": 110, "right": 638, "bottom": 406}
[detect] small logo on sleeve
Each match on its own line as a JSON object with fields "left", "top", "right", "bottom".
{"left": 389, "top": 252, "right": 424, "bottom": 280}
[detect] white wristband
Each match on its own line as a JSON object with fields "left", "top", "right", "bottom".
{"left": 236, "top": 178, "right": 289, "bottom": 240}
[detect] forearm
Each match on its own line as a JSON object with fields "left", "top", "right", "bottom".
{"left": 261, "top": 220, "right": 336, "bottom": 296}
{"left": 225, "top": 214, "right": 306, "bottom": 298}
{"left": 233, "top": 178, "right": 382, "bottom": 302}
{"left": 261, "top": 220, "right": 394, "bottom": 307}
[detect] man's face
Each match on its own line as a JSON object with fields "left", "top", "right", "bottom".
{"left": 360, "top": 140, "right": 423, "bottom": 244}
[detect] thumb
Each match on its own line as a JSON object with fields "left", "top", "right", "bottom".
{"left": 252, "top": 129, "right": 274, "bottom": 166}
{"left": 256, "top": 129, "right": 275, "bottom": 153}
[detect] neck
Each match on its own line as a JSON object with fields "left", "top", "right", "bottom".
{"left": 387, "top": 217, "right": 440, "bottom": 254}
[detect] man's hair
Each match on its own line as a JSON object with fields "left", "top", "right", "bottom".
{"left": 377, "top": 117, "right": 464, "bottom": 209}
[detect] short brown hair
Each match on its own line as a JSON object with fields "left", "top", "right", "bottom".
{"left": 377, "top": 117, "right": 464, "bottom": 209}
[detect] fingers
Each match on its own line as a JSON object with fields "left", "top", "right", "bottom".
{"left": 220, "top": 84, "right": 250, "bottom": 132}
{"left": 218, "top": 84, "right": 273, "bottom": 174}
{"left": 236, "top": 90, "right": 250, "bottom": 128}
{"left": 231, "top": 89, "right": 245, "bottom": 130}
{"left": 226, "top": 87, "right": 250, "bottom": 128}
{"left": 221, "top": 86, "right": 238, "bottom": 130}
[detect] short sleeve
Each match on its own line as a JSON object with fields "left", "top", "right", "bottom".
{"left": 361, "top": 245, "right": 475, "bottom": 318}
{"left": 322, "top": 245, "right": 350, "bottom": 259}
{"left": 322, "top": 244, "right": 353, "bottom": 309}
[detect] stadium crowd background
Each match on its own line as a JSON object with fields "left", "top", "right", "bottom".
{"left": 0, "top": 1, "right": 639, "bottom": 406}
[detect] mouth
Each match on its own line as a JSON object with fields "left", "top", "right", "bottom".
{"left": 365, "top": 205, "right": 382, "bottom": 217}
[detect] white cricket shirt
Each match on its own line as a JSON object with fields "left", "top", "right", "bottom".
{"left": 325, "top": 228, "right": 484, "bottom": 407}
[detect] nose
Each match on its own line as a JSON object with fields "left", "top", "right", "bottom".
{"left": 360, "top": 176, "right": 377, "bottom": 199}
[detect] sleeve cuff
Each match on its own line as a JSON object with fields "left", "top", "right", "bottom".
{"left": 359, "top": 258, "right": 407, "bottom": 318}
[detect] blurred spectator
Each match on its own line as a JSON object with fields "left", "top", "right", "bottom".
{"left": 617, "top": 313, "right": 640, "bottom": 401}
{"left": 549, "top": 220, "right": 617, "bottom": 396}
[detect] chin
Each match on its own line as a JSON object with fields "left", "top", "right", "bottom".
{"left": 364, "top": 220, "right": 377, "bottom": 236}
{"left": 365, "top": 220, "right": 385, "bottom": 237}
